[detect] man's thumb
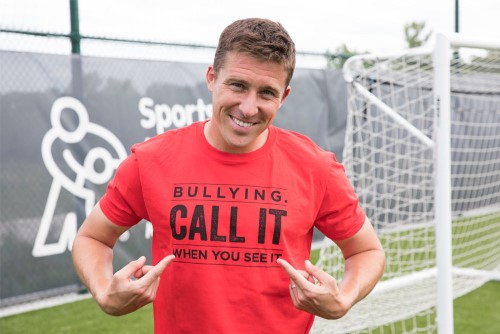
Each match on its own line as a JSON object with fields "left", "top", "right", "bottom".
{"left": 119, "top": 256, "right": 147, "bottom": 277}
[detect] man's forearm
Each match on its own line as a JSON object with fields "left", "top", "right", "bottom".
{"left": 72, "top": 235, "right": 114, "bottom": 299}
{"left": 339, "top": 248, "right": 386, "bottom": 307}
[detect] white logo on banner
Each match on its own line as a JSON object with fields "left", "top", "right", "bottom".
{"left": 138, "top": 97, "right": 212, "bottom": 136}
{"left": 32, "top": 97, "right": 127, "bottom": 257}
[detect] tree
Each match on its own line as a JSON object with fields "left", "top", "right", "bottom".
{"left": 326, "top": 43, "right": 367, "bottom": 69}
{"left": 404, "top": 21, "right": 431, "bottom": 48}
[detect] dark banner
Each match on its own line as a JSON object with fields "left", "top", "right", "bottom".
{"left": 0, "top": 51, "right": 348, "bottom": 306}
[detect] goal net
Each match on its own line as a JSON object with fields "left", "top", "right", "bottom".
{"left": 311, "top": 34, "right": 500, "bottom": 333}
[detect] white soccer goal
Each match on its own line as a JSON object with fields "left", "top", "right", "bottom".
{"left": 311, "top": 33, "right": 500, "bottom": 334}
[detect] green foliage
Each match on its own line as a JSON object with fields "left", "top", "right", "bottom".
{"left": 326, "top": 44, "right": 354, "bottom": 70}
{"left": 457, "top": 49, "right": 500, "bottom": 74}
{"left": 404, "top": 21, "right": 431, "bottom": 48}
{"left": 325, "top": 43, "right": 370, "bottom": 70}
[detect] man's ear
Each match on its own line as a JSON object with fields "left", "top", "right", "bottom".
{"left": 206, "top": 65, "right": 216, "bottom": 92}
{"left": 279, "top": 86, "right": 292, "bottom": 107}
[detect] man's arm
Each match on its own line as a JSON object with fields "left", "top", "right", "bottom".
{"left": 72, "top": 203, "right": 174, "bottom": 316}
{"left": 277, "top": 217, "right": 385, "bottom": 319}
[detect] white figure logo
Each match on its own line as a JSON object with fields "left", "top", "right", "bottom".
{"left": 32, "top": 97, "right": 127, "bottom": 257}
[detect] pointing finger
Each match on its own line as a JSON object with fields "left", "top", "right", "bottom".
{"left": 277, "top": 258, "right": 309, "bottom": 287}
{"left": 276, "top": 258, "right": 295, "bottom": 276}
{"left": 139, "top": 255, "right": 175, "bottom": 285}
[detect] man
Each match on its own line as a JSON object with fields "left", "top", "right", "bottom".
{"left": 72, "top": 18, "right": 385, "bottom": 333}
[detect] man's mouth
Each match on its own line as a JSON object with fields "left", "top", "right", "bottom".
{"left": 230, "top": 115, "right": 254, "bottom": 128}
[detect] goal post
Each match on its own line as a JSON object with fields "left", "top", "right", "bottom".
{"left": 311, "top": 33, "right": 500, "bottom": 334}
{"left": 434, "top": 32, "right": 453, "bottom": 334}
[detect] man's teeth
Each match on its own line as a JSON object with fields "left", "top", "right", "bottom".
{"left": 231, "top": 116, "right": 253, "bottom": 127}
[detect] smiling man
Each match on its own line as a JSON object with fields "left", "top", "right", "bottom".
{"left": 205, "top": 51, "right": 290, "bottom": 153}
{"left": 72, "top": 18, "right": 385, "bottom": 334}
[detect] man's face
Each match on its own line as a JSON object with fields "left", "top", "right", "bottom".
{"left": 205, "top": 52, "right": 291, "bottom": 153}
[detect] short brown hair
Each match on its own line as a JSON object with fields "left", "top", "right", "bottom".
{"left": 213, "top": 18, "right": 296, "bottom": 86}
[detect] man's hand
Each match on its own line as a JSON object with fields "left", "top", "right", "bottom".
{"left": 96, "top": 255, "right": 175, "bottom": 316}
{"left": 277, "top": 259, "right": 351, "bottom": 320}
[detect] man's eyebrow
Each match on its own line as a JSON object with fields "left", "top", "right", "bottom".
{"left": 224, "top": 76, "right": 247, "bottom": 84}
{"left": 224, "top": 77, "right": 282, "bottom": 95}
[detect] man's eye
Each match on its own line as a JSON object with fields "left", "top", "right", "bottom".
{"left": 261, "top": 90, "right": 276, "bottom": 97}
{"left": 230, "top": 83, "right": 244, "bottom": 89}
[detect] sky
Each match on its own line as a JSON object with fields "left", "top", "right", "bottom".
{"left": 0, "top": 0, "right": 499, "bottom": 64}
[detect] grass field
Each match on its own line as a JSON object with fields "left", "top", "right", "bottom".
{"left": 0, "top": 281, "right": 498, "bottom": 333}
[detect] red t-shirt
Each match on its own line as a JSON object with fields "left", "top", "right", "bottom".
{"left": 100, "top": 121, "right": 365, "bottom": 333}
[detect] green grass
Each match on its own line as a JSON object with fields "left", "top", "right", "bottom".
{"left": 0, "top": 282, "right": 498, "bottom": 333}
{"left": 454, "top": 281, "right": 500, "bottom": 334}
{"left": 377, "top": 211, "right": 500, "bottom": 278}
{"left": 0, "top": 298, "right": 153, "bottom": 334}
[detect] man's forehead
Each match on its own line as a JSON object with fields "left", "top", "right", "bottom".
{"left": 218, "top": 52, "right": 288, "bottom": 86}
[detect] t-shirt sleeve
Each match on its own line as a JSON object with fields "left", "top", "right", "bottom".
{"left": 99, "top": 151, "right": 148, "bottom": 227}
{"left": 314, "top": 155, "right": 366, "bottom": 240}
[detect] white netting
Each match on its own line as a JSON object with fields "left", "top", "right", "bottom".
{"left": 311, "top": 40, "right": 500, "bottom": 333}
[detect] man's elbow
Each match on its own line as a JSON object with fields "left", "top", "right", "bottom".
{"left": 374, "top": 247, "right": 386, "bottom": 281}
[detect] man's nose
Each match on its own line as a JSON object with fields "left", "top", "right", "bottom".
{"left": 239, "top": 93, "right": 259, "bottom": 118}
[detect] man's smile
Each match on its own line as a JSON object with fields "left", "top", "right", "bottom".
{"left": 230, "top": 115, "right": 255, "bottom": 128}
